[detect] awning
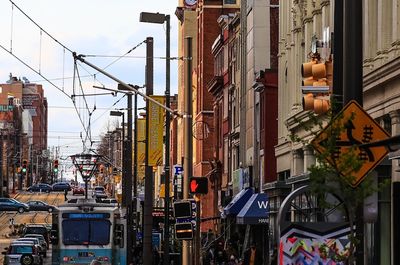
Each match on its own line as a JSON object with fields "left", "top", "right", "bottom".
{"left": 223, "top": 188, "right": 254, "bottom": 216}
{"left": 236, "top": 193, "right": 269, "bottom": 225}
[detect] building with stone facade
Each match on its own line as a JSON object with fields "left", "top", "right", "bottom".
{"left": 276, "top": 1, "right": 400, "bottom": 264}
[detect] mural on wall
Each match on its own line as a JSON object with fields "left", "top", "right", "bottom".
{"left": 279, "top": 225, "right": 351, "bottom": 265}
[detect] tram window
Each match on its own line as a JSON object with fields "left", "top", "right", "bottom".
{"left": 62, "top": 220, "right": 111, "bottom": 245}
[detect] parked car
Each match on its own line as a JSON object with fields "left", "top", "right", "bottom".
{"left": 92, "top": 190, "right": 107, "bottom": 199}
{"left": 13, "top": 237, "right": 46, "bottom": 257}
{"left": 97, "top": 198, "right": 118, "bottom": 206}
{"left": 51, "top": 182, "right": 71, "bottom": 192}
{"left": 23, "top": 234, "right": 47, "bottom": 250}
{"left": 72, "top": 186, "right": 85, "bottom": 195}
{"left": 0, "top": 198, "right": 30, "bottom": 213}
{"left": 1, "top": 242, "right": 43, "bottom": 265}
{"left": 26, "top": 201, "right": 56, "bottom": 213}
{"left": 23, "top": 225, "right": 50, "bottom": 246}
{"left": 26, "top": 183, "right": 52, "bottom": 193}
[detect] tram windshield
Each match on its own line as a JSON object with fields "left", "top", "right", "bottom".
{"left": 62, "top": 220, "right": 111, "bottom": 245}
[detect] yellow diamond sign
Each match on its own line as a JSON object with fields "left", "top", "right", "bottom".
{"left": 312, "top": 100, "right": 390, "bottom": 187}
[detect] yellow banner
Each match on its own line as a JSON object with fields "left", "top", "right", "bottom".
{"left": 159, "top": 183, "right": 174, "bottom": 198}
{"left": 137, "top": 118, "right": 146, "bottom": 181}
{"left": 148, "top": 96, "right": 165, "bottom": 166}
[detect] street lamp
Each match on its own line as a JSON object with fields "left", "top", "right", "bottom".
{"left": 140, "top": 11, "right": 171, "bottom": 265}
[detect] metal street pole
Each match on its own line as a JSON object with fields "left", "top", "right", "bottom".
{"left": 182, "top": 36, "right": 193, "bottom": 265}
{"left": 126, "top": 93, "right": 134, "bottom": 265}
{"left": 143, "top": 37, "right": 154, "bottom": 265}
{"left": 164, "top": 14, "right": 171, "bottom": 265}
{"left": 133, "top": 93, "right": 138, "bottom": 252}
{"left": 343, "top": 0, "right": 363, "bottom": 264}
{"left": 139, "top": 13, "right": 172, "bottom": 263}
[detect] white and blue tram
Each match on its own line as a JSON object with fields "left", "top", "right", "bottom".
{"left": 51, "top": 199, "right": 126, "bottom": 265}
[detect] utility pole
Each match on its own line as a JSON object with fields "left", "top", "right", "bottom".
{"left": 343, "top": 0, "right": 363, "bottom": 264}
{"left": 133, "top": 92, "right": 138, "bottom": 253}
{"left": 143, "top": 37, "right": 154, "bottom": 265}
{"left": 164, "top": 14, "right": 171, "bottom": 265}
{"left": 126, "top": 92, "right": 133, "bottom": 265}
{"left": 182, "top": 36, "right": 193, "bottom": 265}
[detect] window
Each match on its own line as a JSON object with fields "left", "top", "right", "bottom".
{"left": 10, "top": 246, "right": 33, "bottom": 254}
{"left": 224, "top": 0, "right": 236, "bottom": 4}
{"left": 62, "top": 220, "right": 111, "bottom": 245}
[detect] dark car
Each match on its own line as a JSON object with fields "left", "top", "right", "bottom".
{"left": 72, "top": 186, "right": 85, "bottom": 196}
{"left": 51, "top": 182, "right": 71, "bottom": 192}
{"left": 23, "top": 225, "right": 50, "bottom": 246}
{"left": 26, "top": 201, "right": 56, "bottom": 213}
{"left": 0, "top": 198, "right": 30, "bottom": 213}
{"left": 26, "top": 183, "right": 52, "bottom": 193}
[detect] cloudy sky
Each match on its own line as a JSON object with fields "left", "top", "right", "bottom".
{"left": 0, "top": 0, "right": 179, "bottom": 171}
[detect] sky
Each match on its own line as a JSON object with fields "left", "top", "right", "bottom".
{"left": 0, "top": 0, "right": 179, "bottom": 175}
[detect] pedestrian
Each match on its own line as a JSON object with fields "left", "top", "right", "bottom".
{"left": 64, "top": 188, "right": 68, "bottom": 201}
{"left": 214, "top": 241, "right": 227, "bottom": 265}
{"left": 227, "top": 255, "right": 239, "bottom": 265}
{"left": 243, "top": 242, "right": 262, "bottom": 265}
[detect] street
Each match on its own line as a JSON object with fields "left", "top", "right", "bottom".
{"left": 0, "top": 192, "right": 66, "bottom": 264}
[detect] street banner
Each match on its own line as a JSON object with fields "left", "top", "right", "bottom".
{"left": 137, "top": 118, "right": 146, "bottom": 182}
{"left": 148, "top": 95, "right": 165, "bottom": 166}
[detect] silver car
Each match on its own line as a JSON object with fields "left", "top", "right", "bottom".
{"left": 14, "top": 238, "right": 46, "bottom": 257}
{"left": 2, "top": 242, "right": 42, "bottom": 265}
{"left": 24, "top": 234, "right": 48, "bottom": 250}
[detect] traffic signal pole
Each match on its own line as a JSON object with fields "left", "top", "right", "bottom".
{"left": 143, "top": 37, "right": 154, "bottom": 265}
{"left": 343, "top": 0, "right": 364, "bottom": 264}
{"left": 182, "top": 36, "right": 193, "bottom": 265}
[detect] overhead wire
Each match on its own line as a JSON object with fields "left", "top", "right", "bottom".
{"left": 0, "top": 44, "right": 71, "bottom": 99}
{"left": 8, "top": 0, "right": 73, "bottom": 53}
{"left": 3, "top": 1, "right": 147, "bottom": 154}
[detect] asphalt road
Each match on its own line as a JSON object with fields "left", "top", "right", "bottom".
{"left": 0, "top": 191, "right": 67, "bottom": 264}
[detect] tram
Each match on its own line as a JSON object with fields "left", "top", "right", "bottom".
{"left": 51, "top": 198, "right": 126, "bottom": 265}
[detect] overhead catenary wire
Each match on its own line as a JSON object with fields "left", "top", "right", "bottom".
{"left": 8, "top": 0, "right": 73, "bottom": 53}
{"left": 3, "top": 1, "right": 157, "bottom": 154}
{"left": 0, "top": 44, "right": 71, "bottom": 99}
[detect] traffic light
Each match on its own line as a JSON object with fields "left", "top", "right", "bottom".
{"left": 53, "top": 159, "right": 59, "bottom": 173}
{"left": 175, "top": 223, "right": 193, "bottom": 240}
{"left": 301, "top": 55, "right": 332, "bottom": 114}
{"left": 22, "top": 159, "right": 27, "bottom": 174}
{"left": 189, "top": 177, "right": 208, "bottom": 194}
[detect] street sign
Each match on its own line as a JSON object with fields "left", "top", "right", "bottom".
{"left": 173, "top": 165, "right": 183, "bottom": 175}
{"left": 312, "top": 100, "right": 390, "bottom": 187}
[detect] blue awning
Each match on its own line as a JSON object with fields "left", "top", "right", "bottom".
{"left": 223, "top": 188, "right": 254, "bottom": 216}
{"left": 236, "top": 193, "right": 269, "bottom": 225}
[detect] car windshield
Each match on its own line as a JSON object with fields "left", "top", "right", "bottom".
{"left": 25, "top": 227, "right": 47, "bottom": 235}
{"left": 9, "top": 245, "right": 33, "bottom": 254}
{"left": 94, "top": 187, "right": 104, "bottom": 191}
{"left": 62, "top": 220, "right": 111, "bottom": 245}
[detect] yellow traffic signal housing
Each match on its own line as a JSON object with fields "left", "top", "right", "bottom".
{"left": 301, "top": 57, "right": 333, "bottom": 114}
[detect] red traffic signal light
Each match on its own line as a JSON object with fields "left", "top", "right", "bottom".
{"left": 189, "top": 177, "right": 208, "bottom": 194}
